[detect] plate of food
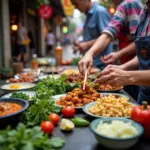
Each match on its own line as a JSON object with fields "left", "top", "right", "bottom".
{"left": 60, "top": 69, "right": 79, "bottom": 75}
{"left": 0, "top": 83, "right": 36, "bottom": 92}
{"left": 1, "top": 91, "right": 35, "bottom": 100}
{"left": 41, "top": 67, "right": 64, "bottom": 74}
{"left": 92, "top": 83, "right": 123, "bottom": 92}
{"left": 0, "top": 98, "right": 29, "bottom": 127}
{"left": 64, "top": 73, "right": 86, "bottom": 83}
{"left": 90, "top": 68, "right": 100, "bottom": 74}
{"left": 23, "top": 68, "right": 33, "bottom": 73}
{"left": 7, "top": 77, "right": 38, "bottom": 83}
{"left": 16, "top": 72, "right": 39, "bottom": 78}
{"left": 83, "top": 93, "right": 138, "bottom": 118}
{"left": 38, "top": 74, "right": 60, "bottom": 80}
{"left": 52, "top": 83, "right": 100, "bottom": 109}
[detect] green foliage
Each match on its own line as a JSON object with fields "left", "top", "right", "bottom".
{"left": 36, "top": 0, "right": 50, "bottom": 8}
{"left": 0, "top": 123, "right": 65, "bottom": 150}
{"left": 70, "top": 57, "right": 80, "bottom": 66}
{"left": 65, "top": 82, "right": 80, "bottom": 92}
{"left": 0, "top": 68, "right": 13, "bottom": 74}
{"left": 36, "top": 76, "right": 66, "bottom": 96}
{"left": 24, "top": 92, "right": 55, "bottom": 126}
{"left": 10, "top": 92, "right": 30, "bottom": 100}
{"left": 50, "top": 137, "right": 65, "bottom": 149}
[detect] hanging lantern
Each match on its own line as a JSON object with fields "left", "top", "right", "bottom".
{"left": 38, "top": 4, "right": 53, "bottom": 19}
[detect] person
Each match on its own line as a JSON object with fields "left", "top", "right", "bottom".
{"left": 78, "top": 0, "right": 143, "bottom": 75}
{"left": 46, "top": 30, "right": 55, "bottom": 55}
{"left": 71, "top": 0, "right": 112, "bottom": 69}
{"left": 16, "top": 22, "right": 29, "bottom": 65}
{"left": 28, "top": 30, "right": 35, "bottom": 58}
{"left": 95, "top": 0, "right": 150, "bottom": 104}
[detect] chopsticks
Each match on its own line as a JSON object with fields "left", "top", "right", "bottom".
{"left": 83, "top": 69, "right": 88, "bottom": 90}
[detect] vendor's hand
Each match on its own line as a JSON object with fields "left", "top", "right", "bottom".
{"left": 72, "top": 41, "right": 80, "bottom": 53}
{"left": 101, "top": 52, "right": 120, "bottom": 64}
{"left": 77, "top": 42, "right": 89, "bottom": 52}
{"left": 95, "top": 65, "right": 130, "bottom": 86}
{"left": 73, "top": 41, "right": 89, "bottom": 54}
{"left": 78, "top": 52, "right": 93, "bottom": 75}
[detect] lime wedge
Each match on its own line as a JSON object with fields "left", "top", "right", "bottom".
{"left": 60, "top": 119, "right": 75, "bottom": 131}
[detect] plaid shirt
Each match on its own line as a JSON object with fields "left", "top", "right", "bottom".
{"left": 139, "top": 6, "right": 150, "bottom": 37}
{"left": 103, "top": 0, "right": 143, "bottom": 41}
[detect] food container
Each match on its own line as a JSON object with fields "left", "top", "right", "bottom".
{"left": 0, "top": 98, "right": 29, "bottom": 128}
{"left": 90, "top": 118, "right": 143, "bottom": 149}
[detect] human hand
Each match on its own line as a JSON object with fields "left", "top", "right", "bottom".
{"left": 95, "top": 65, "right": 130, "bottom": 86}
{"left": 78, "top": 52, "right": 93, "bottom": 75}
{"left": 72, "top": 41, "right": 80, "bottom": 53}
{"left": 77, "top": 42, "right": 89, "bottom": 52}
{"left": 101, "top": 52, "right": 120, "bottom": 64}
{"left": 73, "top": 41, "right": 89, "bottom": 54}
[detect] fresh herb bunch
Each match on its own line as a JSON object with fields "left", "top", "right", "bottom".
{"left": 36, "top": 76, "right": 66, "bottom": 96}
{"left": 70, "top": 57, "right": 80, "bottom": 66}
{"left": 0, "top": 123, "right": 65, "bottom": 150}
{"left": 24, "top": 91, "right": 55, "bottom": 126}
{"left": 10, "top": 92, "right": 30, "bottom": 100}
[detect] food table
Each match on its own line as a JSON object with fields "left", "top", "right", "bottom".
{"left": 0, "top": 66, "right": 150, "bottom": 150}
{"left": 52, "top": 90, "right": 150, "bottom": 150}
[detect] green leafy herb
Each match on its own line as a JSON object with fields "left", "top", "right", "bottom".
{"left": 10, "top": 92, "right": 30, "bottom": 100}
{"left": 0, "top": 123, "right": 65, "bottom": 150}
{"left": 50, "top": 137, "right": 65, "bottom": 149}
{"left": 24, "top": 93, "right": 55, "bottom": 126}
{"left": 70, "top": 57, "right": 80, "bottom": 66}
{"left": 65, "top": 82, "right": 80, "bottom": 92}
{"left": 36, "top": 76, "right": 66, "bottom": 96}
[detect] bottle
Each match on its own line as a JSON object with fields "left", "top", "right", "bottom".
{"left": 55, "top": 42, "right": 62, "bottom": 66}
{"left": 31, "top": 54, "right": 38, "bottom": 69}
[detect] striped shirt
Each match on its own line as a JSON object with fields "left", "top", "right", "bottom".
{"left": 103, "top": 0, "right": 143, "bottom": 41}
{"left": 139, "top": 6, "right": 150, "bottom": 37}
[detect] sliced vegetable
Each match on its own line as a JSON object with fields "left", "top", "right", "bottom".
{"left": 50, "top": 137, "right": 65, "bottom": 149}
{"left": 48, "top": 114, "right": 60, "bottom": 125}
{"left": 60, "top": 119, "right": 74, "bottom": 131}
{"left": 40, "top": 121, "right": 54, "bottom": 134}
{"left": 62, "top": 106, "right": 75, "bottom": 117}
{"left": 72, "top": 118, "right": 90, "bottom": 127}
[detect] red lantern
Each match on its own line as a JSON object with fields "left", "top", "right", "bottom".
{"left": 38, "top": 4, "right": 53, "bottom": 19}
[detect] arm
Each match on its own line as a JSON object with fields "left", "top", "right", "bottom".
{"left": 117, "top": 42, "right": 136, "bottom": 58}
{"left": 101, "top": 42, "right": 136, "bottom": 64}
{"left": 86, "top": 33, "right": 112, "bottom": 57}
{"left": 121, "top": 56, "right": 139, "bottom": 70}
{"left": 73, "top": 39, "right": 97, "bottom": 53}
{"left": 86, "top": 39, "right": 96, "bottom": 47}
{"left": 128, "top": 70, "right": 150, "bottom": 86}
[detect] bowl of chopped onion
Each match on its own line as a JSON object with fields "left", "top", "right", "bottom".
{"left": 90, "top": 118, "right": 143, "bottom": 149}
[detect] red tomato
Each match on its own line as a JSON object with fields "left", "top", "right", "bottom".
{"left": 62, "top": 106, "right": 75, "bottom": 117}
{"left": 131, "top": 101, "right": 150, "bottom": 138}
{"left": 40, "top": 121, "right": 54, "bottom": 134}
{"left": 48, "top": 114, "right": 60, "bottom": 125}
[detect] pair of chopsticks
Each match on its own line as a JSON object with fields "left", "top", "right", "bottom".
{"left": 83, "top": 69, "right": 88, "bottom": 90}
